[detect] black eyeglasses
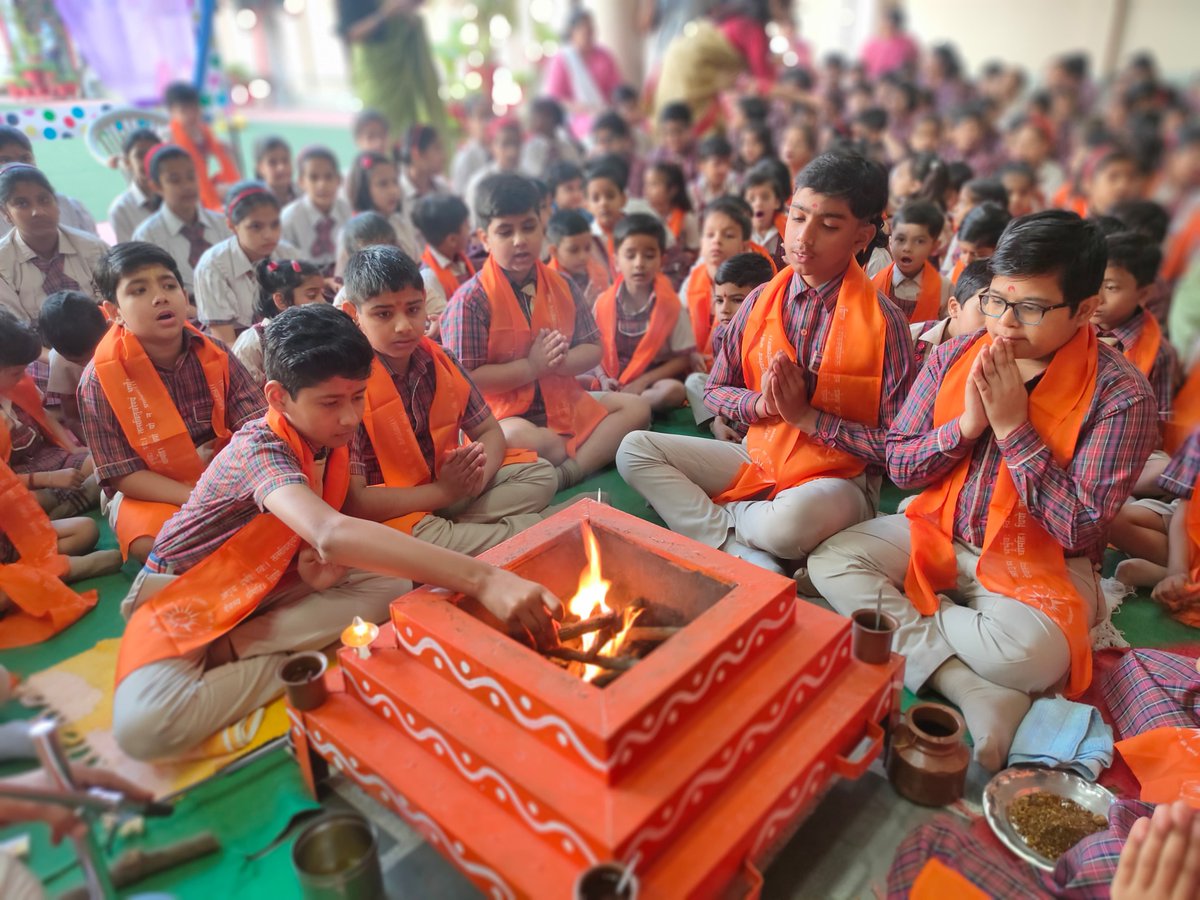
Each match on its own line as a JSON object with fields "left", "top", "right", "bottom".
{"left": 979, "top": 292, "right": 1071, "bottom": 326}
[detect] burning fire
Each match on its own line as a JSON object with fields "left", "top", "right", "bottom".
{"left": 565, "top": 522, "right": 642, "bottom": 681}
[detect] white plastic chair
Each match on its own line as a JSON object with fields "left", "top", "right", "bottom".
{"left": 84, "top": 107, "right": 170, "bottom": 167}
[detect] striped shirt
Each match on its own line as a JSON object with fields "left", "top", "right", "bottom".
{"left": 1158, "top": 427, "right": 1200, "bottom": 499}
{"left": 1099, "top": 306, "right": 1176, "bottom": 423}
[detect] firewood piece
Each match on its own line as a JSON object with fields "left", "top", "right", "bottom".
{"left": 541, "top": 647, "right": 638, "bottom": 671}
{"left": 590, "top": 670, "right": 623, "bottom": 688}
{"left": 625, "top": 626, "right": 681, "bottom": 644}
{"left": 556, "top": 613, "right": 619, "bottom": 643}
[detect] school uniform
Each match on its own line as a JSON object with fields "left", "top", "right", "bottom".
{"left": 808, "top": 331, "right": 1157, "bottom": 699}
{"left": 1097, "top": 307, "right": 1175, "bottom": 425}
{"left": 0, "top": 193, "right": 97, "bottom": 239}
{"left": 281, "top": 194, "right": 353, "bottom": 273}
{"left": 751, "top": 215, "right": 784, "bottom": 269}
{"left": 874, "top": 262, "right": 951, "bottom": 324}
{"left": 193, "top": 235, "right": 303, "bottom": 333}
{"left": 110, "top": 412, "right": 411, "bottom": 760}
{"left": 618, "top": 263, "right": 915, "bottom": 566}
{"left": 594, "top": 277, "right": 694, "bottom": 387}
{"left": 45, "top": 349, "right": 85, "bottom": 400}
{"left": 107, "top": 183, "right": 161, "bottom": 244}
{"left": 519, "top": 132, "right": 582, "bottom": 180}
{"left": 908, "top": 318, "right": 957, "bottom": 371}
{"left": 0, "top": 225, "right": 107, "bottom": 324}
{"left": 77, "top": 326, "right": 266, "bottom": 556}
{"left": 230, "top": 323, "right": 268, "bottom": 388}
{"left": 450, "top": 139, "right": 490, "bottom": 197}
{"left": 420, "top": 245, "right": 475, "bottom": 325}
{"left": 351, "top": 343, "right": 556, "bottom": 556}
{"left": 132, "top": 205, "right": 231, "bottom": 296}
{"left": 387, "top": 211, "right": 424, "bottom": 262}
{"left": 689, "top": 172, "right": 741, "bottom": 211}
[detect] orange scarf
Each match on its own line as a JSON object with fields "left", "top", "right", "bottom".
{"left": 910, "top": 860, "right": 988, "bottom": 900}
{"left": 116, "top": 408, "right": 347, "bottom": 683}
{"left": 904, "top": 327, "right": 1099, "bottom": 698}
{"left": 1051, "top": 182, "right": 1089, "bottom": 218}
{"left": 422, "top": 247, "right": 475, "bottom": 302}
{"left": 872, "top": 261, "right": 943, "bottom": 323}
{"left": 0, "top": 419, "right": 96, "bottom": 649}
{"left": 949, "top": 256, "right": 966, "bottom": 287}
{"left": 169, "top": 119, "right": 240, "bottom": 212}
{"left": 713, "top": 262, "right": 886, "bottom": 503}
{"left": 1173, "top": 476, "right": 1200, "bottom": 628}
{"left": 9, "top": 374, "right": 70, "bottom": 450}
{"left": 548, "top": 254, "right": 610, "bottom": 301}
{"left": 666, "top": 208, "right": 686, "bottom": 241}
{"left": 593, "top": 275, "right": 681, "bottom": 384}
{"left": 686, "top": 263, "right": 716, "bottom": 356}
{"left": 1166, "top": 366, "right": 1200, "bottom": 454}
{"left": 772, "top": 211, "right": 787, "bottom": 238}
{"left": 748, "top": 241, "right": 779, "bottom": 274}
{"left": 478, "top": 257, "right": 608, "bottom": 457}
{"left": 1122, "top": 311, "right": 1163, "bottom": 378}
{"left": 1163, "top": 207, "right": 1200, "bottom": 282}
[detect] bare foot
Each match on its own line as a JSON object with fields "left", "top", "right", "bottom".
{"left": 929, "top": 658, "right": 1031, "bottom": 772}
{"left": 66, "top": 550, "right": 124, "bottom": 583}
{"left": 1115, "top": 557, "right": 1169, "bottom": 589}
{"left": 1112, "top": 800, "right": 1200, "bottom": 900}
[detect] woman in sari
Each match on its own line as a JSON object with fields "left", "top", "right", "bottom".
{"left": 543, "top": 10, "right": 622, "bottom": 143}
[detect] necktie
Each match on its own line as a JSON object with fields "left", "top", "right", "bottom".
{"left": 312, "top": 216, "right": 335, "bottom": 259}
{"left": 180, "top": 221, "right": 211, "bottom": 269}
{"left": 29, "top": 253, "right": 80, "bottom": 295}
{"left": 449, "top": 259, "right": 467, "bottom": 283}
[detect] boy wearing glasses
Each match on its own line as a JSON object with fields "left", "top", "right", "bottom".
{"left": 810, "top": 211, "right": 1157, "bottom": 772}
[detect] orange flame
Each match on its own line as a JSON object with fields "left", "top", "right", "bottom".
{"left": 565, "top": 522, "right": 643, "bottom": 682}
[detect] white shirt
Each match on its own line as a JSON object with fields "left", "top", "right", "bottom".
{"left": 46, "top": 348, "right": 86, "bottom": 396}
{"left": 132, "top": 205, "right": 231, "bottom": 294}
{"left": 0, "top": 193, "right": 97, "bottom": 239}
{"left": 450, "top": 140, "right": 490, "bottom": 196}
{"left": 891, "top": 263, "right": 951, "bottom": 308}
{"left": 107, "top": 183, "right": 159, "bottom": 244}
{"left": 418, "top": 245, "right": 463, "bottom": 320}
{"left": 400, "top": 170, "right": 454, "bottom": 208}
{"left": 281, "top": 194, "right": 353, "bottom": 270}
{"left": 0, "top": 225, "right": 108, "bottom": 323}
{"left": 388, "top": 211, "right": 424, "bottom": 262}
{"left": 231, "top": 324, "right": 266, "bottom": 387}
{"left": 193, "top": 235, "right": 302, "bottom": 330}
{"left": 519, "top": 131, "right": 582, "bottom": 180}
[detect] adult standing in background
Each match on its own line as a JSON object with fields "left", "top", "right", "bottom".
{"left": 637, "top": 0, "right": 719, "bottom": 82}
{"left": 542, "top": 10, "right": 622, "bottom": 143}
{"left": 338, "top": 0, "right": 447, "bottom": 135}
{"left": 860, "top": 7, "right": 919, "bottom": 82}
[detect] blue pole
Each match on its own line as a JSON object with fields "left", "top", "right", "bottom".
{"left": 193, "top": 0, "right": 217, "bottom": 89}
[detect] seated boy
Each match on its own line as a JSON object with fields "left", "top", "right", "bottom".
{"left": 743, "top": 160, "right": 791, "bottom": 270}
{"left": 77, "top": 243, "right": 265, "bottom": 563}
{"left": 690, "top": 135, "right": 739, "bottom": 210}
{"left": 648, "top": 102, "right": 696, "bottom": 180}
{"left": 592, "top": 214, "right": 693, "bottom": 412}
{"left": 164, "top": 81, "right": 239, "bottom": 212}
{"left": 618, "top": 153, "right": 915, "bottom": 575}
{"left": 942, "top": 200, "right": 1010, "bottom": 285}
{"left": 546, "top": 209, "right": 606, "bottom": 306}
{"left": 449, "top": 97, "right": 492, "bottom": 197}
{"left": 684, "top": 252, "right": 776, "bottom": 440}
{"left": 873, "top": 200, "right": 950, "bottom": 323}
{"left": 111, "top": 303, "right": 563, "bottom": 760}
{"left": 37, "top": 290, "right": 109, "bottom": 438}
{"left": 546, "top": 161, "right": 586, "bottom": 213}
{"left": 339, "top": 245, "right": 556, "bottom": 554}
{"left": 280, "top": 146, "right": 352, "bottom": 276}
{"left": 412, "top": 194, "right": 474, "bottom": 341}
{"left": 521, "top": 98, "right": 582, "bottom": 180}
{"left": 680, "top": 197, "right": 757, "bottom": 368}
{"left": 585, "top": 158, "right": 629, "bottom": 278}
{"left": 442, "top": 174, "right": 650, "bottom": 492}
{"left": 589, "top": 112, "right": 644, "bottom": 197}
{"left": 107, "top": 129, "right": 163, "bottom": 243}
{"left": 808, "top": 211, "right": 1158, "bottom": 771}
{"left": 910, "top": 259, "right": 991, "bottom": 370}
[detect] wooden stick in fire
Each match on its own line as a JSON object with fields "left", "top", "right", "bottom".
{"left": 556, "top": 613, "right": 619, "bottom": 643}
{"left": 624, "top": 626, "right": 681, "bottom": 644}
{"left": 542, "top": 647, "right": 638, "bottom": 671}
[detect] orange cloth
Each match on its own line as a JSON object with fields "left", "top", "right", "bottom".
{"left": 477, "top": 257, "right": 608, "bottom": 457}
{"left": 666, "top": 208, "right": 686, "bottom": 242}
{"left": 1163, "top": 207, "right": 1200, "bottom": 282}
{"left": 169, "top": 119, "right": 240, "bottom": 212}
{"left": 9, "top": 375, "right": 70, "bottom": 450}
{"left": 949, "top": 256, "right": 966, "bottom": 287}
{"left": 1051, "top": 182, "right": 1089, "bottom": 218}
{"left": 1165, "top": 365, "right": 1200, "bottom": 454}
{"left": 686, "top": 263, "right": 716, "bottom": 356}
{"left": 593, "top": 275, "right": 682, "bottom": 385}
{"left": 713, "top": 262, "right": 886, "bottom": 503}
{"left": 910, "top": 859, "right": 989, "bottom": 900}
{"left": 548, "top": 254, "right": 610, "bottom": 302}
{"left": 772, "top": 211, "right": 787, "bottom": 239}
{"left": 872, "top": 261, "right": 943, "bottom": 323}
{"left": 1115, "top": 726, "right": 1200, "bottom": 805}
{"left": 1123, "top": 311, "right": 1164, "bottom": 379}
{"left": 116, "top": 408, "right": 346, "bottom": 683}
{"left": 904, "top": 327, "right": 1099, "bottom": 698}
{"left": 422, "top": 247, "right": 475, "bottom": 302}
{"left": 748, "top": 240, "right": 779, "bottom": 274}
{"left": 0, "top": 419, "right": 96, "bottom": 649}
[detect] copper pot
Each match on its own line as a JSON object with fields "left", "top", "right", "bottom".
{"left": 887, "top": 702, "right": 970, "bottom": 806}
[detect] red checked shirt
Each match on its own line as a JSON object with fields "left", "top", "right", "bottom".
{"left": 350, "top": 346, "right": 492, "bottom": 484}
{"left": 76, "top": 330, "right": 266, "bottom": 487}
{"left": 703, "top": 268, "right": 916, "bottom": 471}
{"left": 1097, "top": 307, "right": 1177, "bottom": 424}
{"left": 1158, "top": 428, "right": 1200, "bottom": 500}
{"left": 441, "top": 265, "right": 601, "bottom": 426}
{"left": 887, "top": 333, "right": 1158, "bottom": 564}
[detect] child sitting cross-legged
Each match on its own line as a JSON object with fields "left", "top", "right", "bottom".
{"left": 592, "top": 213, "right": 694, "bottom": 412}
{"left": 442, "top": 173, "right": 650, "bottom": 492}
{"left": 110, "top": 303, "right": 564, "bottom": 761}
{"left": 808, "top": 211, "right": 1159, "bottom": 771}
{"left": 339, "top": 245, "right": 557, "bottom": 555}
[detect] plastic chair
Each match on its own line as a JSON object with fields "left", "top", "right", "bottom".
{"left": 84, "top": 107, "right": 170, "bottom": 167}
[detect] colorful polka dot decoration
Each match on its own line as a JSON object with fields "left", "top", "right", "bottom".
{"left": 3, "top": 101, "right": 116, "bottom": 140}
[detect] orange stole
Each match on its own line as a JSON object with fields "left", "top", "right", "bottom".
{"left": 686, "top": 264, "right": 716, "bottom": 356}
{"left": 169, "top": 119, "right": 240, "bottom": 212}
{"left": 1166, "top": 365, "right": 1200, "bottom": 454}
{"left": 116, "top": 409, "right": 347, "bottom": 683}
{"left": 1178, "top": 484, "right": 1200, "bottom": 629}
{"left": 422, "top": 248, "right": 475, "bottom": 302}
{"left": 9, "top": 374, "right": 70, "bottom": 450}
{"left": 713, "top": 261, "right": 886, "bottom": 503}
{"left": 0, "top": 419, "right": 97, "bottom": 649}
{"left": 548, "top": 255, "right": 611, "bottom": 300}
{"left": 1163, "top": 207, "right": 1200, "bottom": 282}
{"left": 1123, "top": 311, "right": 1163, "bottom": 378}
{"left": 904, "top": 327, "right": 1099, "bottom": 698}
{"left": 666, "top": 208, "right": 686, "bottom": 241}
{"left": 910, "top": 860, "right": 989, "bottom": 900}
{"left": 748, "top": 241, "right": 779, "bottom": 274}
{"left": 949, "top": 256, "right": 966, "bottom": 287}
{"left": 872, "top": 261, "right": 943, "bottom": 323}
{"left": 593, "top": 275, "right": 681, "bottom": 384}
{"left": 1051, "top": 183, "right": 1089, "bottom": 218}
{"left": 478, "top": 258, "right": 608, "bottom": 457}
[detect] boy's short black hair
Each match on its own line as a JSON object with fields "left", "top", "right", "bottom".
{"left": 94, "top": 242, "right": 184, "bottom": 303}
{"left": 794, "top": 151, "right": 888, "bottom": 221}
{"left": 0, "top": 307, "right": 44, "bottom": 368}
{"left": 546, "top": 160, "right": 584, "bottom": 195}
{"left": 342, "top": 244, "right": 424, "bottom": 308}
{"left": 1090, "top": 215, "right": 1126, "bottom": 237}
{"left": 411, "top": 194, "right": 470, "bottom": 247}
{"left": 715, "top": 252, "right": 775, "bottom": 290}
{"left": 339, "top": 211, "right": 398, "bottom": 259}
{"left": 743, "top": 158, "right": 792, "bottom": 204}
{"left": 958, "top": 201, "right": 1011, "bottom": 246}
{"left": 38, "top": 291, "right": 108, "bottom": 359}
{"left": 892, "top": 200, "right": 946, "bottom": 241}
{"left": 703, "top": 196, "right": 753, "bottom": 241}
{"left": 658, "top": 102, "right": 693, "bottom": 127}
{"left": 352, "top": 109, "right": 389, "bottom": 137}
{"left": 737, "top": 96, "right": 770, "bottom": 122}
{"left": 990, "top": 210, "right": 1107, "bottom": 310}
{"left": 546, "top": 209, "right": 591, "bottom": 244}
{"left": 164, "top": 81, "right": 200, "bottom": 108}
{"left": 123, "top": 128, "right": 161, "bottom": 157}
{"left": 591, "top": 111, "right": 630, "bottom": 139}
{"left": 530, "top": 96, "right": 566, "bottom": 129}
{"left": 998, "top": 160, "right": 1036, "bottom": 183}
{"left": 146, "top": 144, "right": 192, "bottom": 184}
{"left": 296, "top": 145, "right": 339, "bottom": 176}
{"left": 1110, "top": 199, "right": 1169, "bottom": 244}
{"left": 952, "top": 259, "right": 992, "bottom": 303}
{"left": 855, "top": 107, "right": 889, "bottom": 133}
{"left": 474, "top": 173, "right": 541, "bottom": 230}
{"left": 1105, "top": 231, "right": 1161, "bottom": 287}
{"left": 697, "top": 134, "right": 734, "bottom": 162}
{"left": 263, "top": 303, "right": 374, "bottom": 397}
{"left": 613, "top": 84, "right": 638, "bottom": 105}
{"left": 613, "top": 212, "right": 666, "bottom": 252}
{"left": 584, "top": 157, "right": 628, "bottom": 193}
{"left": 962, "top": 177, "right": 1007, "bottom": 207}
{"left": 0, "top": 125, "right": 32, "bottom": 153}
{"left": 945, "top": 161, "right": 974, "bottom": 191}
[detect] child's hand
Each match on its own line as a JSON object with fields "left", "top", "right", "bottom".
{"left": 974, "top": 338, "right": 1028, "bottom": 440}
{"left": 543, "top": 330, "right": 570, "bottom": 371}
{"left": 688, "top": 351, "right": 709, "bottom": 375}
{"left": 195, "top": 440, "right": 216, "bottom": 466}
{"left": 437, "top": 442, "right": 488, "bottom": 503}
{"left": 711, "top": 417, "right": 742, "bottom": 442}
{"left": 960, "top": 352, "right": 989, "bottom": 440}
{"left": 598, "top": 375, "right": 622, "bottom": 392}
{"left": 1151, "top": 573, "right": 1200, "bottom": 610}
{"left": 767, "top": 352, "right": 814, "bottom": 431}
{"left": 529, "top": 329, "right": 568, "bottom": 375}
{"left": 43, "top": 468, "right": 86, "bottom": 490}
{"left": 297, "top": 545, "right": 348, "bottom": 591}
{"left": 622, "top": 375, "right": 652, "bottom": 395}
{"left": 475, "top": 566, "right": 562, "bottom": 648}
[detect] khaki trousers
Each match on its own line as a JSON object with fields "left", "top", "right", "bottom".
{"left": 684, "top": 372, "right": 713, "bottom": 425}
{"left": 807, "top": 514, "right": 1100, "bottom": 694}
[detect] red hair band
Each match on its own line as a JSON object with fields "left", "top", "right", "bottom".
{"left": 225, "top": 184, "right": 271, "bottom": 218}
{"left": 267, "top": 260, "right": 303, "bottom": 273}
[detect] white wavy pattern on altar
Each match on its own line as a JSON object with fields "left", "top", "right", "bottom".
{"left": 748, "top": 761, "right": 831, "bottom": 859}
{"left": 620, "top": 636, "right": 849, "bottom": 865}
{"left": 289, "top": 713, "right": 516, "bottom": 900}
{"left": 346, "top": 673, "right": 600, "bottom": 865}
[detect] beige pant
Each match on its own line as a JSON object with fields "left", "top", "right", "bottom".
{"left": 807, "top": 514, "right": 1101, "bottom": 694}
{"left": 684, "top": 372, "right": 713, "bottom": 425}
{"left": 616, "top": 430, "right": 877, "bottom": 562}
{"left": 409, "top": 459, "right": 557, "bottom": 556}
{"left": 112, "top": 567, "right": 411, "bottom": 761}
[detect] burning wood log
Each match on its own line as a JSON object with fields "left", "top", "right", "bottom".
{"left": 542, "top": 647, "right": 638, "bottom": 671}
{"left": 625, "top": 626, "right": 681, "bottom": 644}
{"left": 556, "top": 613, "right": 619, "bottom": 643}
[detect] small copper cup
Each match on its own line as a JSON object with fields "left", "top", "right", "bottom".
{"left": 851, "top": 609, "right": 898, "bottom": 664}
{"left": 574, "top": 862, "right": 638, "bottom": 900}
{"left": 279, "top": 651, "right": 329, "bottom": 711}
